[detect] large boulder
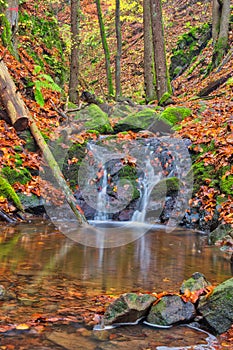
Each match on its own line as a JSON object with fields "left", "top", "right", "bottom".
{"left": 114, "top": 108, "right": 172, "bottom": 134}
{"left": 146, "top": 295, "right": 196, "bottom": 326}
{"left": 74, "top": 104, "right": 113, "bottom": 133}
{"left": 103, "top": 293, "right": 156, "bottom": 325}
{"left": 197, "top": 278, "right": 233, "bottom": 334}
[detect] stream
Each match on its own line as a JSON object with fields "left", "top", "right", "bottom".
{"left": 0, "top": 219, "right": 232, "bottom": 349}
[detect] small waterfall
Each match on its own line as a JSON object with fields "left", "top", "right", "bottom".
{"left": 131, "top": 149, "right": 161, "bottom": 223}
{"left": 94, "top": 168, "right": 110, "bottom": 221}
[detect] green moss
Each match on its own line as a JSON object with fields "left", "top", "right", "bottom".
{"left": 220, "top": 175, "right": 233, "bottom": 196}
{"left": 1, "top": 167, "right": 31, "bottom": 185}
{"left": 118, "top": 165, "right": 140, "bottom": 200}
{"left": 161, "top": 107, "right": 192, "bottom": 125}
{"left": 74, "top": 104, "right": 113, "bottom": 134}
{"left": 62, "top": 142, "right": 87, "bottom": 189}
{"left": 158, "top": 92, "right": 172, "bottom": 106}
{"left": 192, "top": 161, "right": 216, "bottom": 192}
{"left": 0, "top": 13, "right": 16, "bottom": 56}
{"left": 0, "top": 175, "right": 23, "bottom": 211}
{"left": 114, "top": 108, "right": 164, "bottom": 133}
{"left": 152, "top": 177, "right": 179, "bottom": 198}
{"left": 18, "top": 11, "right": 67, "bottom": 83}
{"left": 169, "top": 23, "right": 211, "bottom": 79}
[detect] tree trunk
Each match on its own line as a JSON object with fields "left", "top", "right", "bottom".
{"left": 212, "top": 0, "right": 230, "bottom": 69}
{"left": 115, "top": 0, "right": 122, "bottom": 99}
{"left": 0, "top": 61, "right": 88, "bottom": 225}
{"left": 95, "top": 0, "right": 114, "bottom": 97}
{"left": 143, "top": 0, "right": 156, "bottom": 102}
{"left": 150, "top": 0, "right": 171, "bottom": 103}
{"left": 69, "top": 0, "right": 80, "bottom": 104}
{"left": 5, "top": 0, "right": 18, "bottom": 37}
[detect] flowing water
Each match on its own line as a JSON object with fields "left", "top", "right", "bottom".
{"left": 0, "top": 220, "right": 232, "bottom": 349}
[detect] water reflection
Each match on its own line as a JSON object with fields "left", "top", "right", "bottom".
{"left": 0, "top": 220, "right": 231, "bottom": 294}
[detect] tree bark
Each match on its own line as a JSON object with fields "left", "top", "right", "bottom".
{"left": 143, "top": 0, "right": 156, "bottom": 102}
{"left": 212, "top": 0, "right": 231, "bottom": 69}
{"left": 0, "top": 61, "right": 28, "bottom": 131}
{"left": 95, "top": 0, "right": 114, "bottom": 97}
{"left": 0, "top": 60, "right": 88, "bottom": 225}
{"left": 150, "top": 0, "right": 171, "bottom": 103}
{"left": 115, "top": 0, "right": 122, "bottom": 99}
{"left": 69, "top": 0, "right": 80, "bottom": 104}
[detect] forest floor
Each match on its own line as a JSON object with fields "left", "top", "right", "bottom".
{"left": 0, "top": 0, "right": 233, "bottom": 345}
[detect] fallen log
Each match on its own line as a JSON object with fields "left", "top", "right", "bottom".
{"left": 198, "top": 73, "right": 231, "bottom": 97}
{"left": 0, "top": 61, "right": 28, "bottom": 131}
{"left": 0, "top": 60, "right": 88, "bottom": 225}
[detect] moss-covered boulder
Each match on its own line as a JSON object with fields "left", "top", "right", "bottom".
{"left": 146, "top": 295, "right": 196, "bottom": 326}
{"left": 103, "top": 293, "right": 156, "bottom": 325}
{"left": 74, "top": 104, "right": 113, "bottom": 133}
{"left": 198, "top": 278, "right": 233, "bottom": 334}
{"left": 114, "top": 108, "right": 172, "bottom": 134}
{"left": 0, "top": 175, "right": 23, "bottom": 211}
{"left": 161, "top": 107, "right": 192, "bottom": 125}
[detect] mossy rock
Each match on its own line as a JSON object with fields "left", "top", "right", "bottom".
{"left": 0, "top": 175, "right": 23, "bottom": 211}
{"left": 161, "top": 107, "right": 192, "bottom": 125}
{"left": 17, "top": 193, "right": 44, "bottom": 210}
{"left": 114, "top": 108, "right": 172, "bottom": 134}
{"left": 1, "top": 166, "right": 32, "bottom": 185}
{"left": 209, "top": 224, "right": 233, "bottom": 244}
{"left": 220, "top": 175, "right": 233, "bottom": 196}
{"left": 117, "top": 165, "right": 140, "bottom": 200}
{"left": 110, "top": 103, "right": 135, "bottom": 119}
{"left": 151, "top": 177, "right": 180, "bottom": 198}
{"left": 74, "top": 104, "right": 113, "bottom": 133}
{"left": 180, "top": 272, "right": 211, "bottom": 294}
{"left": 62, "top": 142, "right": 87, "bottom": 189}
{"left": 18, "top": 130, "right": 38, "bottom": 152}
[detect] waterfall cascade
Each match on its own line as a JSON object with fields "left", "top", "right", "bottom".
{"left": 77, "top": 137, "right": 192, "bottom": 227}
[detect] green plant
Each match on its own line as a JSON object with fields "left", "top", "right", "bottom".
{"left": 28, "top": 65, "right": 62, "bottom": 106}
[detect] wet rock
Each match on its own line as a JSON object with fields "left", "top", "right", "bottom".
{"left": 197, "top": 277, "right": 233, "bottom": 334}
{"left": 209, "top": 224, "right": 233, "bottom": 245}
{"left": 180, "top": 272, "right": 211, "bottom": 294}
{"left": 103, "top": 293, "right": 156, "bottom": 325}
{"left": 146, "top": 295, "right": 196, "bottom": 326}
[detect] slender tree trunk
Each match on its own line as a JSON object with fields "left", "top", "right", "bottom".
{"left": 95, "top": 0, "right": 114, "bottom": 97}
{"left": 212, "top": 0, "right": 230, "bottom": 69}
{"left": 150, "top": 0, "right": 171, "bottom": 104}
{"left": 1, "top": 0, "right": 19, "bottom": 57}
{"left": 115, "top": 0, "right": 122, "bottom": 99}
{"left": 143, "top": 0, "right": 156, "bottom": 102}
{"left": 69, "top": 0, "right": 80, "bottom": 104}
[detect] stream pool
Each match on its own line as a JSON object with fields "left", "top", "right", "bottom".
{"left": 0, "top": 219, "right": 232, "bottom": 349}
